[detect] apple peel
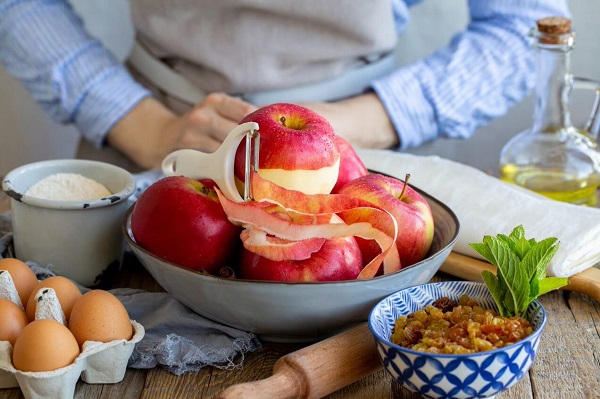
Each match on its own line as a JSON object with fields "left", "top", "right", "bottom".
{"left": 251, "top": 171, "right": 375, "bottom": 215}
{"left": 249, "top": 172, "right": 401, "bottom": 277}
{"left": 216, "top": 184, "right": 401, "bottom": 279}
{"left": 241, "top": 228, "right": 326, "bottom": 261}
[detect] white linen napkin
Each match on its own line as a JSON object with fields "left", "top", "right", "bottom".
{"left": 358, "top": 149, "right": 600, "bottom": 278}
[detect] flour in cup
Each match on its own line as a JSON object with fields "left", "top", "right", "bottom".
{"left": 25, "top": 173, "right": 112, "bottom": 201}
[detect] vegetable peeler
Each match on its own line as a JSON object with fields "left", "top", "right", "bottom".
{"left": 161, "top": 122, "right": 260, "bottom": 203}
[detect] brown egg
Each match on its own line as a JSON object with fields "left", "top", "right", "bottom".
{"left": 0, "top": 298, "right": 29, "bottom": 346}
{"left": 26, "top": 276, "right": 82, "bottom": 322}
{"left": 68, "top": 290, "right": 133, "bottom": 347}
{"left": 12, "top": 319, "right": 80, "bottom": 372}
{"left": 0, "top": 258, "right": 38, "bottom": 306}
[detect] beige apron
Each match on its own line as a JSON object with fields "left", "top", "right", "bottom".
{"left": 77, "top": 0, "right": 397, "bottom": 171}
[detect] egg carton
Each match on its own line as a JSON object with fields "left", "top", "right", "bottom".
{"left": 0, "top": 320, "right": 144, "bottom": 399}
{"left": 0, "top": 270, "right": 145, "bottom": 399}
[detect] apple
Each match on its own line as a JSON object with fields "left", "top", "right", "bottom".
{"left": 337, "top": 173, "right": 434, "bottom": 267}
{"left": 234, "top": 103, "right": 340, "bottom": 195}
{"left": 130, "top": 176, "right": 242, "bottom": 274}
{"left": 239, "top": 235, "right": 363, "bottom": 282}
{"left": 331, "top": 135, "right": 369, "bottom": 193}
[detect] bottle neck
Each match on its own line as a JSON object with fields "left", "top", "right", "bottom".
{"left": 531, "top": 37, "right": 574, "bottom": 134}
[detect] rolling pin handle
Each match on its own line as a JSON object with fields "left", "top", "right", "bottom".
{"left": 217, "top": 369, "right": 302, "bottom": 399}
{"left": 218, "top": 323, "right": 383, "bottom": 399}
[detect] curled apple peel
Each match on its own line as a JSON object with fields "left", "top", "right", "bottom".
{"left": 241, "top": 228, "right": 327, "bottom": 261}
{"left": 216, "top": 172, "right": 401, "bottom": 279}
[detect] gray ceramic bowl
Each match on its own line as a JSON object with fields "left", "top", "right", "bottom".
{"left": 123, "top": 185, "right": 459, "bottom": 342}
{"left": 2, "top": 159, "right": 136, "bottom": 286}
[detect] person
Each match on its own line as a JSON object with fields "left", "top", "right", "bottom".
{"left": 0, "top": 0, "right": 570, "bottom": 172}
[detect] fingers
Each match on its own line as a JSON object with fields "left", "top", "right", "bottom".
{"left": 186, "top": 93, "right": 256, "bottom": 141}
{"left": 205, "top": 92, "right": 257, "bottom": 122}
{"left": 178, "top": 132, "right": 223, "bottom": 153}
{"left": 175, "top": 93, "right": 257, "bottom": 151}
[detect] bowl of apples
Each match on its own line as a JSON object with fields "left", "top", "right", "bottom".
{"left": 123, "top": 104, "right": 460, "bottom": 342}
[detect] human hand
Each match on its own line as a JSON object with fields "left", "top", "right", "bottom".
{"left": 167, "top": 93, "right": 257, "bottom": 153}
{"left": 300, "top": 93, "right": 398, "bottom": 149}
{"left": 107, "top": 93, "right": 256, "bottom": 170}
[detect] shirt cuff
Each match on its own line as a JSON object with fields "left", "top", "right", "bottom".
{"left": 73, "top": 66, "right": 151, "bottom": 148}
{"left": 371, "top": 64, "right": 437, "bottom": 150}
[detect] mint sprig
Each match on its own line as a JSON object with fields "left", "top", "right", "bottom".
{"left": 470, "top": 225, "right": 569, "bottom": 317}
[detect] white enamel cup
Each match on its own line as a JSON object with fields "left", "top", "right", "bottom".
{"left": 2, "top": 159, "right": 136, "bottom": 286}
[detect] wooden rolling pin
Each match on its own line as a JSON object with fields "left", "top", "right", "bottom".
{"left": 219, "top": 252, "right": 600, "bottom": 399}
{"left": 217, "top": 322, "right": 382, "bottom": 399}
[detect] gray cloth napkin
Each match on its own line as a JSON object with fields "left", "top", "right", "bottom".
{"left": 114, "top": 288, "right": 260, "bottom": 374}
{"left": 0, "top": 169, "right": 262, "bottom": 375}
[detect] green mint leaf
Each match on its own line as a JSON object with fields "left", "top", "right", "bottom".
{"left": 503, "top": 292, "right": 517, "bottom": 315}
{"left": 487, "top": 237, "right": 529, "bottom": 317}
{"left": 529, "top": 277, "right": 540, "bottom": 304}
{"left": 497, "top": 233, "right": 513, "bottom": 249}
{"left": 513, "top": 236, "right": 531, "bottom": 260}
{"left": 520, "top": 237, "right": 556, "bottom": 282}
{"left": 533, "top": 238, "right": 559, "bottom": 279}
{"left": 481, "top": 270, "right": 507, "bottom": 316}
{"left": 495, "top": 265, "right": 511, "bottom": 306}
{"left": 496, "top": 226, "right": 530, "bottom": 259}
{"left": 538, "top": 277, "right": 569, "bottom": 296}
{"left": 470, "top": 237, "right": 513, "bottom": 316}
{"left": 471, "top": 225, "right": 568, "bottom": 318}
{"left": 509, "top": 225, "right": 526, "bottom": 240}
{"left": 470, "top": 241, "right": 496, "bottom": 265}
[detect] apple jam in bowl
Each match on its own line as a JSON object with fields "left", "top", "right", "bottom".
{"left": 123, "top": 182, "right": 459, "bottom": 342}
{"left": 369, "top": 281, "right": 546, "bottom": 399}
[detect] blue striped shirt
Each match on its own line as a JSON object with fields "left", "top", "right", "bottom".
{"left": 374, "top": 0, "right": 570, "bottom": 149}
{"left": 0, "top": 0, "right": 570, "bottom": 149}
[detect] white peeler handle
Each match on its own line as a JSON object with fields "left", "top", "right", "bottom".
{"left": 161, "top": 122, "right": 259, "bottom": 202}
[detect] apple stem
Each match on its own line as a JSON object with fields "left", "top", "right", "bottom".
{"left": 399, "top": 174, "right": 411, "bottom": 199}
{"left": 279, "top": 116, "right": 286, "bottom": 127}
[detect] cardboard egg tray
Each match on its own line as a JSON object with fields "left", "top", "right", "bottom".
{"left": 0, "top": 271, "right": 145, "bottom": 399}
{"left": 0, "top": 320, "right": 144, "bottom": 399}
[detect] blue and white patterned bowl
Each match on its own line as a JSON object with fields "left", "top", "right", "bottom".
{"left": 369, "top": 281, "right": 546, "bottom": 399}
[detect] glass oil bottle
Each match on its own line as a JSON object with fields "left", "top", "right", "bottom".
{"left": 499, "top": 17, "right": 600, "bottom": 206}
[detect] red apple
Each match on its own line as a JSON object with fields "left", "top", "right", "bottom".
{"left": 331, "top": 135, "right": 369, "bottom": 193}
{"left": 130, "top": 176, "right": 242, "bottom": 274}
{"left": 337, "top": 173, "right": 434, "bottom": 267}
{"left": 239, "top": 235, "right": 363, "bottom": 282}
{"left": 234, "top": 103, "right": 340, "bottom": 195}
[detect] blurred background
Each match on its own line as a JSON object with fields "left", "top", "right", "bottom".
{"left": 1, "top": 0, "right": 599, "bottom": 176}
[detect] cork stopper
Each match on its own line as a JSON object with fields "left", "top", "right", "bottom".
{"left": 536, "top": 17, "right": 572, "bottom": 44}
{"left": 537, "top": 17, "right": 572, "bottom": 34}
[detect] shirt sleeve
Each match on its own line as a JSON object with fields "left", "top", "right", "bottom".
{"left": 0, "top": 0, "right": 151, "bottom": 148}
{"left": 372, "top": 0, "right": 571, "bottom": 149}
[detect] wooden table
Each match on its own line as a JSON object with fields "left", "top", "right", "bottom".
{"left": 1, "top": 193, "right": 599, "bottom": 399}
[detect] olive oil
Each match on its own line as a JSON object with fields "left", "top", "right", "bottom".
{"left": 498, "top": 17, "right": 600, "bottom": 207}
{"left": 500, "top": 164, "right": 599, "bottom": 206}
